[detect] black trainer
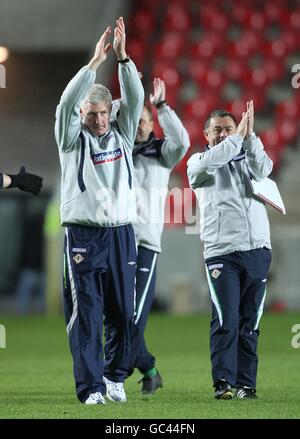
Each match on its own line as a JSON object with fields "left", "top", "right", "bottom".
{"left": 214, "top": 380, "right": 233, "bottom": 400}
{"left": 139, "top": 372, "right": 163, "bottom": 395}
{"left": 236, "top": 387, "right": 257, "bottom": 399}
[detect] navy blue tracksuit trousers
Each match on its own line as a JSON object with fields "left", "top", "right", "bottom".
{"left": 205, "top": 248, "right": 272, "bottom": 389}
{"left": 63, "top": 224, "right": 136, "bottom": 402}
{"left": 130, "top": 246, "right": 158, "bottom": 374}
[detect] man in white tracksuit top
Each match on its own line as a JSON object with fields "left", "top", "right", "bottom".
{"left": 55, "top": 18, "right": 144, "bottom": 405}
{"left": 131, "top": 78, "right": 190, "bottom": 394}
{"left": 187, "top": 103, "right": 273, "bottom": 400}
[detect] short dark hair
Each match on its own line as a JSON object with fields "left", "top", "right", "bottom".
{"left": 143, "top": 102, "right": 153, "bottom": 121}
{"left": 204, "top": 109, "right": 237, "bottom": 130}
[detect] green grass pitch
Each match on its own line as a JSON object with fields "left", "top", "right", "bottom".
{"left": 0, "top": 312, "right": 300, "bottom": 419}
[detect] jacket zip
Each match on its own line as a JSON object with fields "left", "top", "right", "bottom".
{"left": 229, "top": 162, "right": 253, "bottom": 247}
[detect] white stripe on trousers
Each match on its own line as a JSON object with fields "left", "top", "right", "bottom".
{"left": 65, "top": 228, "right": 78, "bottom": 335}
{"left": 205, "top": 265, "right": 223, "bottom": 327}
{"left": 253, "top": 287, "right": 267, "bottom": 331}
{"left": 134, "top": 253, "right": 157, "bottom": 325}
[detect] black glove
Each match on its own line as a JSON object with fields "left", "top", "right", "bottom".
{"left": 8, "top": 166, "right": 43, "bottom": 196}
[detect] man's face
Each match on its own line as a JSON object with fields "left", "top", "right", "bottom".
{"left": 80, "top": 102, "right": 111, "bottom": 137}
{"left": 204, "top": 116, "right": 237, "bottom": 147}
{"left": 135, "top": 107, "right": 154, "bottom": 143}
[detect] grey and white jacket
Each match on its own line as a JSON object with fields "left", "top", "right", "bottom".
{"left": 55, "top": 60, "right": 144, "bottom": 227}
{"left": 187, "top": 133, "right": 273, "bottom": 260}
{"left": 133, "top": 105, "right": 190, "bottom": 253}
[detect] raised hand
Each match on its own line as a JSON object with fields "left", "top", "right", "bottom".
{"left": 246, "top": 100, "right": 254, "bottom": 135}
{"left": 89, "top": 26, "right": 112, "bottom": 70}
{"left": 237, "top": 110, "right": 249, "bottom": 139}
{"left": 113, "top": 17, "right": 127, "bottom": 61}
{"left": 150, "top": 78, "right": 166, "bottom": 107}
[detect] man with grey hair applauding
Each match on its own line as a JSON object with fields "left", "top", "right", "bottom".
{"left": 55, "top": 17, "right": 144, "bottom": 405}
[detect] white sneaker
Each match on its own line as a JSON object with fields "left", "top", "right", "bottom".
{"left": 103, "top": 377, "right": 127, "bottom": 402}
{"left": 85, "top": 392, "right": 106, "bottom": 405}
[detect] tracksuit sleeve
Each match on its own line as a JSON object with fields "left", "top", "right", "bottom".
{"left": 0, "top": 173, "right": 3, "bottom": 189}
{"left": 187, "top": 134, "right": 244, "bottom": 189}
{"left": 158, "top": 105, "right": 190, "bottom": 168}
{"left": 55, "top": 66, "right": 96, "bottom": 152}
{"left": 116, "top": 60, "right": 144, "bottom": 147}
{"left": 243, "top": 134, "right": 273, "bottom": 181}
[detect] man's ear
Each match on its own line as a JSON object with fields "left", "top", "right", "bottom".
{"left": 203, "top": 129, "right": 209, "bottom": 143}
{"left": 80, "top": 108, "right": 84, "bottom": 117}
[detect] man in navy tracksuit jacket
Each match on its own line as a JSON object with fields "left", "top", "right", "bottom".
{"left": 55, "top": 18, "right": 144, "bottom": 405}
{"left": 187, "top": 101, "right": 272, "bottom": 400}
{"left": 111, "top": 78, "right": 190, "bottom": 394}
{"left": 131, "top": 79, "right": 190, "bottom": 394}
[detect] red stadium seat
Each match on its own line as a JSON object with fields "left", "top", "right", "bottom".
{"left": 249, "top": 67, "right": 270, "bottom": 88}
{"left": 242, "top": 87, "right": 266, "bottom": 112}
{"left": 277, "top": 119, "right": 298, "bottom": 143}
{"left": 264, "top": 3, "right": 282, "bottom": 22}
{"left": 227, "top": 99, "right": 248, "bottom": 118}
{"left": 181, "top": 116, "right": 203, "bottom": 145}
{"left": 163, "top": 90, "right": 178, "bottom": 109}
{"left": 239, "top": 30, "right": 260, "bottom": 52}
{"left": 126, "top": 39, "right": 146, "bottom": 71}
{"left": 130, "top": 9, "right": 155, "bottom": 37}
{"left": 203, "top": 68, "right": 225, "bottom": 89}
{"left": 244, "top": 11, "right": 268, "bottom": 31}
{"left": 227, "top": 40, "right": 253, "bottom": 59}
{"left": 134, "top": 0, "right": 162, "bottom": 8}
{"left": 264, "top": 40, "right": 289, "bottom": 58}
{"left": 199, "top": 4, "right": 219, "bottom": 22}
{"left": 190, "top": 39, "right": 219, "bottom": 61}
{"left": 186, "top": 59, "right": 209, "bottom": 84}
{"left": 276, "top": 99, "right": 300, "bottom": 120}
{"left": 289, "top": 10, "right": 300, "bottom": 31}
{"left": 280, "top": 30, "right": 298, "bottom": 53}
{"left": 231, "top": 3, "right": 249, "bottom": 24}
{"left": 200, "top": 10, "right": 229, "bottom": 32}
{"left": 165, "top": 4, "right": 191, "bottom": 32}
{"left": 182, "top": 94, "right": 221, "bottom": 120}
{"left": 260, "top": 128, "right": 282, "bottom": 150}
{"left": 224, "top": 60, "right": 249, "bottom": 82}
{"left": 182, "top": 99, "right": 208, "bottom": 120}
{"left": 151, "top": 61, "right": 180, "bottom": 87}
{"left": 263, "top": 58, "right": 285, "bottom": 82}
{"left": 260, "top": 128, "right": 285, "bottom": 170}
{"left": 154, "top": 32, "right": 185, "bottom": 59}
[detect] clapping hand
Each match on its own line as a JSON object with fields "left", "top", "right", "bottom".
{"left": 150, "top": 78, "right": 166, "bottom": 107}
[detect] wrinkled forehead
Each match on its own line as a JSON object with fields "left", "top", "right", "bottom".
{"left": 83, "top": 101, "right": 111, "bottom": 113}
{"left": 208, "top": 116, "right": 237, "bottom": 131}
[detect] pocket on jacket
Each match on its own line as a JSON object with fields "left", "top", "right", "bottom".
{"left": 219, "top": 209, "right": 247, "bottom": 244}
{"left": 200, "top": 210, "right": 221, "bottom": 243}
